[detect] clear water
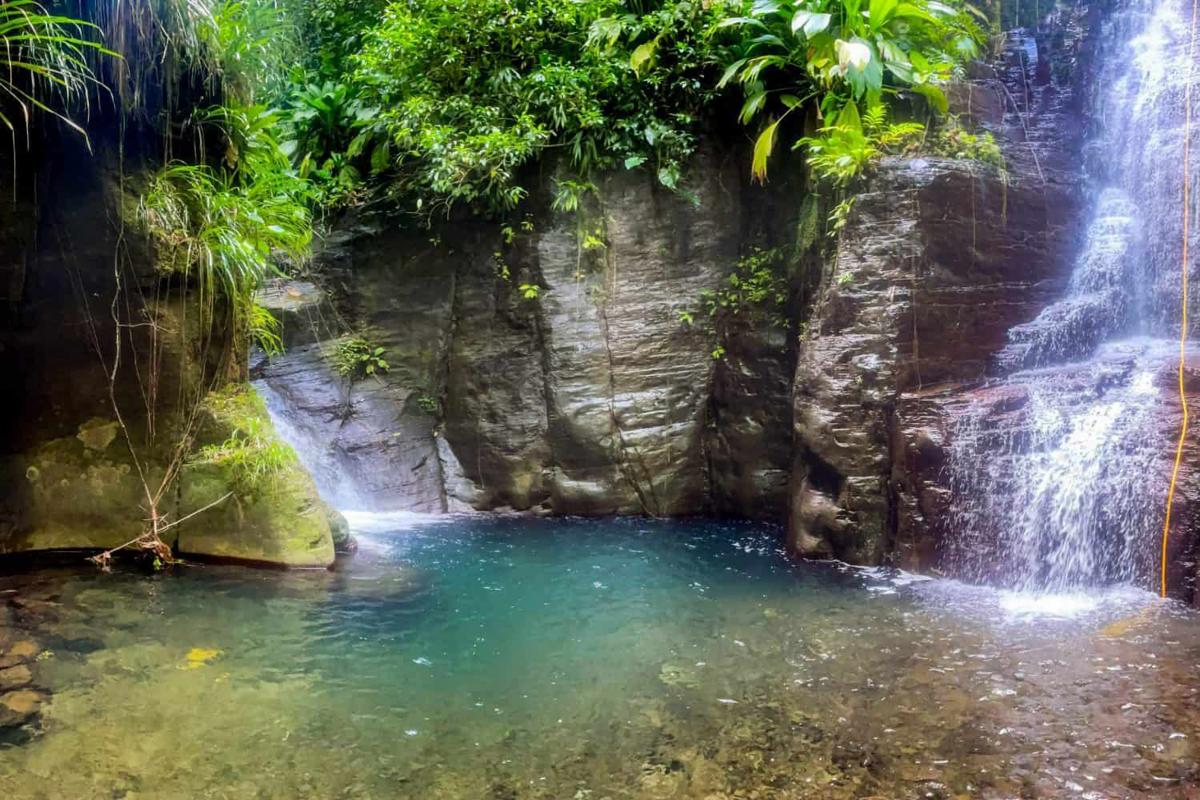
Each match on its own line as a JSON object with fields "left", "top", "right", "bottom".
{"left": 1, "top": 517, "right": 1199, "bottom": 799}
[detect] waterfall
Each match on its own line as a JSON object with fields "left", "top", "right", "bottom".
{"left": 944, "top": 0, "right": 1198, "bottom": 592}
{"left": 255, "top": 377, "right": 369, "bottom": 511}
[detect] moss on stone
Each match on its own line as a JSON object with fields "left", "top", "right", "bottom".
{"left": 2, "top": 386, "right": 340, "bottom": 568}
{"left": 175, "top": 386, "right": 336, "bottom": 568}
{"left": 3, "top": 420, "right": 150, "bottom": 553}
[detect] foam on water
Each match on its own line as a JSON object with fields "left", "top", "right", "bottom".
{"left": 340, "top": 509, "right": 444, "bottom": 534}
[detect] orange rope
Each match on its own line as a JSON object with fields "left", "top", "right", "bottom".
{"left": 1162, "top": 0, "right": 1199, "bottom": 598}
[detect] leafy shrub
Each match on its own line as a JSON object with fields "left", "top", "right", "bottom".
{"left": 720, "top": 0, "right": 985, "bottom": 184}
{"left": 344, "top": 0, "right": 733, "bottom": 215}
{"left": 699, "top": 247, "right": 790, "bottom": 327}
{"left": 686, "top": 247, "right": 791, "bottom": 359}
{"left": 330, "top": 335, "right": 389, "bottom": 379}
{"left": 0, "top": 0, "right": 112, "bottom": 144}
{"left": 931, "top": 117, "right": 1004, "bottom": 168}
{"left": 138, "top": 103, "right": 312, "bottom": 308}
{"left": 191, "top": 388, "right": 298, "bottom": 496}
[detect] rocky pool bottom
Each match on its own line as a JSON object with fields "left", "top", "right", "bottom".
{"left": 0, "top": 518, "right": 1197, "bottom": 799}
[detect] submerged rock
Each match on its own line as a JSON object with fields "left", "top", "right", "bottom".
{"left": 0, "top": 688, "right": 45, "bottom": 726}
{"left": 0, "top": 664, "right": 32, "bottom": 690}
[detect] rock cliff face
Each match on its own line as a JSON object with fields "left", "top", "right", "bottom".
{"left": 0, "top": 137, "right": 341, "bottom": 568}
{"left": 788, "top": 7, "right": 1200, "bottom": 602}
{"left": 787, "top": 20, "right": 1094, "bottom": 565}
{"left": 257, "top": 144, "right": 805, "bottom": 519}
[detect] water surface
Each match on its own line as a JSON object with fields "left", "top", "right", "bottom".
{"left": 0, "top": 517, "right": 1198, "bottom": 798}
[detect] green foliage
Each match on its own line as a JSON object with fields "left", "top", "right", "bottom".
{"left": 720, "top": 0, "right": 984, "bottom": 184}
{"left": 286, "top": 0, "right": 386, "bottom": 73}
{"left": 327, "top": 0, "right": 732, "bottom": 215}
{"left": 518, "top": 283, "right": 542, "bottom": 300}
{"left": 931, "top": 117, "right": 1003, "bottom": 168}
{"left": 202, "top": 0, "right": 298, "bottom": 101}
{"left": 0, "top": 0, "right": 113, "bottom": 143}
{"left": 828, "top": 195, "right": 857, "bottom": 236}
{"left": 192, "top": 388, "right": 297, "bottom": 496}
{"left": 415, "top": 393, "right": 439, "bottom": 414}
{"left": 698, "top": 247, "right": 790, "bottom": 326}
{"left": 280, "top": 78, "right": 379, "bottom": 205}
{"left": 249, "top": 302, "right": 283, "bottom": 356}
{"left": 552, "top": 179, "right": 598, "bottom": 214}
{"left": 138, "top": 106, "right": 312, "bottom": 306}
{"left": 688, "top": 247, "right": 791, "bottom": 360}
{"left": 800, "top": 102, "right": 924, "bottom": 186}
{"left": 330, "top": 335, "right": 389, "bottom": 379}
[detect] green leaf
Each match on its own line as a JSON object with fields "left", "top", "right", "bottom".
{"left": 717, "top": 58, "right": 748, "bottom": 89}
{"left": 894, "top": 3, "right": 938, "bottom": 23}
{"left": 624, "top": 154, "right": 647, "bottom": 169}
{"left": 836, "top": 101, "right": 863, "bottom": 132}
{"left": 780, "top": 94, "right": 803, "bottom": 109}
{"left": 752, "top": 118, "right": 781, "bottom": 183}
{"left": 910, "top": 82, "right": 948, "bottom": 113}
{"left": 630, "top": 39, "right": 658, "bottom": 75}
{"left": 791, "top": 10, "right": 832, "bottom": 38}
{"left": 739, "top": 90, "right": 767, "bottom": 125}
{"left": 867, "top": 0, "right": 900, "bottom": 29}
{"left": 715, "top": 16, "right": 767, "bottom": 29}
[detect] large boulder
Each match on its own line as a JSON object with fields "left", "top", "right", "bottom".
{"left": 176, "top": 387, "right": 338, "bottom": 568}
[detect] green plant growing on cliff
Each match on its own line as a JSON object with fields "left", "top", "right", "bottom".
{"left": 719, "top": 0, "right": 984, "bottom": 184}
{"left": 138, "top": 105, "right": 312, "bottom": 312}
{"left": 931, "top": 116, "right": 1003, "bottom": 168}
{"left": 0, "top": 0, "right": 114, "bottom": 145}
{"left": 330, "top": 335, "right": 389, "bottom": 379}
{"left": 688, "top": 247, "right": 791, "bottom": 359}
{"left": 191, "top": 388, "right": 297, "bottom": 496}
{"left": 249, "top": 302, "right": 284, "bottom": 356}
{"left": 800, "top": 103, "right": 925, "bottom": 185}
{"left": 699, "top": 247, "right": 790, "bottom": 325}
{"left": 86, "top": 1, "right": 312, "bottom": 570}
{"left": 336, "top": 0, "right": 733, "bottom": 216}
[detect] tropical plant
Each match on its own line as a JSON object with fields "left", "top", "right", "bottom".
{"left": 202, "top": 0, "right": 298, "bottom": 101}
{"left": 686, "top": 246, "right": 792, "bottom": 359}
{"left": 347, "top": 0, "right": 734, "bottom": 215}
{"left": 718, "top": 0, "right": 985, "bottom": 183}
{"left": 138, "top": 157, "right": 310, "bottom": 303}
{"left": 0, "top": 0, "right": 113, "bottom": 143}
{"left": 799, "top": 102, "right": 924, "bottom": 186}
{"left": 191, "top": 388, "right": 298, "bottom": 496}
{"left": 330, "top": 335, "right": 389, "bottom": 378}
{"left": 249, "top": 301, "right": 284, "bottom": 355}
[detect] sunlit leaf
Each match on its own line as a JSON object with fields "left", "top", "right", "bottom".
{"left": 752, "top": 118, "right": 780, "bottom": 183}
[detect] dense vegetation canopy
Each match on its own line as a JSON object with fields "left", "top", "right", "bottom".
{"left": 12, "top": 0, "right": 991, "bottom": 310}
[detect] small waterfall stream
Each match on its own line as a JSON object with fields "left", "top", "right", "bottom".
{"left": 255, "top": 378, "right": 368, "bottom": 510}
{"left": 945, "top": 0, "right": 1199, "bottom": 592}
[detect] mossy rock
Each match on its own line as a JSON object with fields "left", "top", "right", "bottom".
{"left": 174, "top": 387, "right": 336, "bottom": 568}
{"left": 2, "top": 420, "right": 152, "bottom": 552}
{"left": 2, "top": 388, "right": 341, "bottom": 568}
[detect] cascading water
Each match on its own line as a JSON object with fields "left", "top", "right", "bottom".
{"left": 254, "top": 378, "right": 368, "bottom": 510}
{"left": 945, "top": 0, "right": 1199, "bottom": 592}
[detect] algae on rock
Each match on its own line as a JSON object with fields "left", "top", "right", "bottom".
{"left": 176, "top": 387, "right": 341, "bottom": 568}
